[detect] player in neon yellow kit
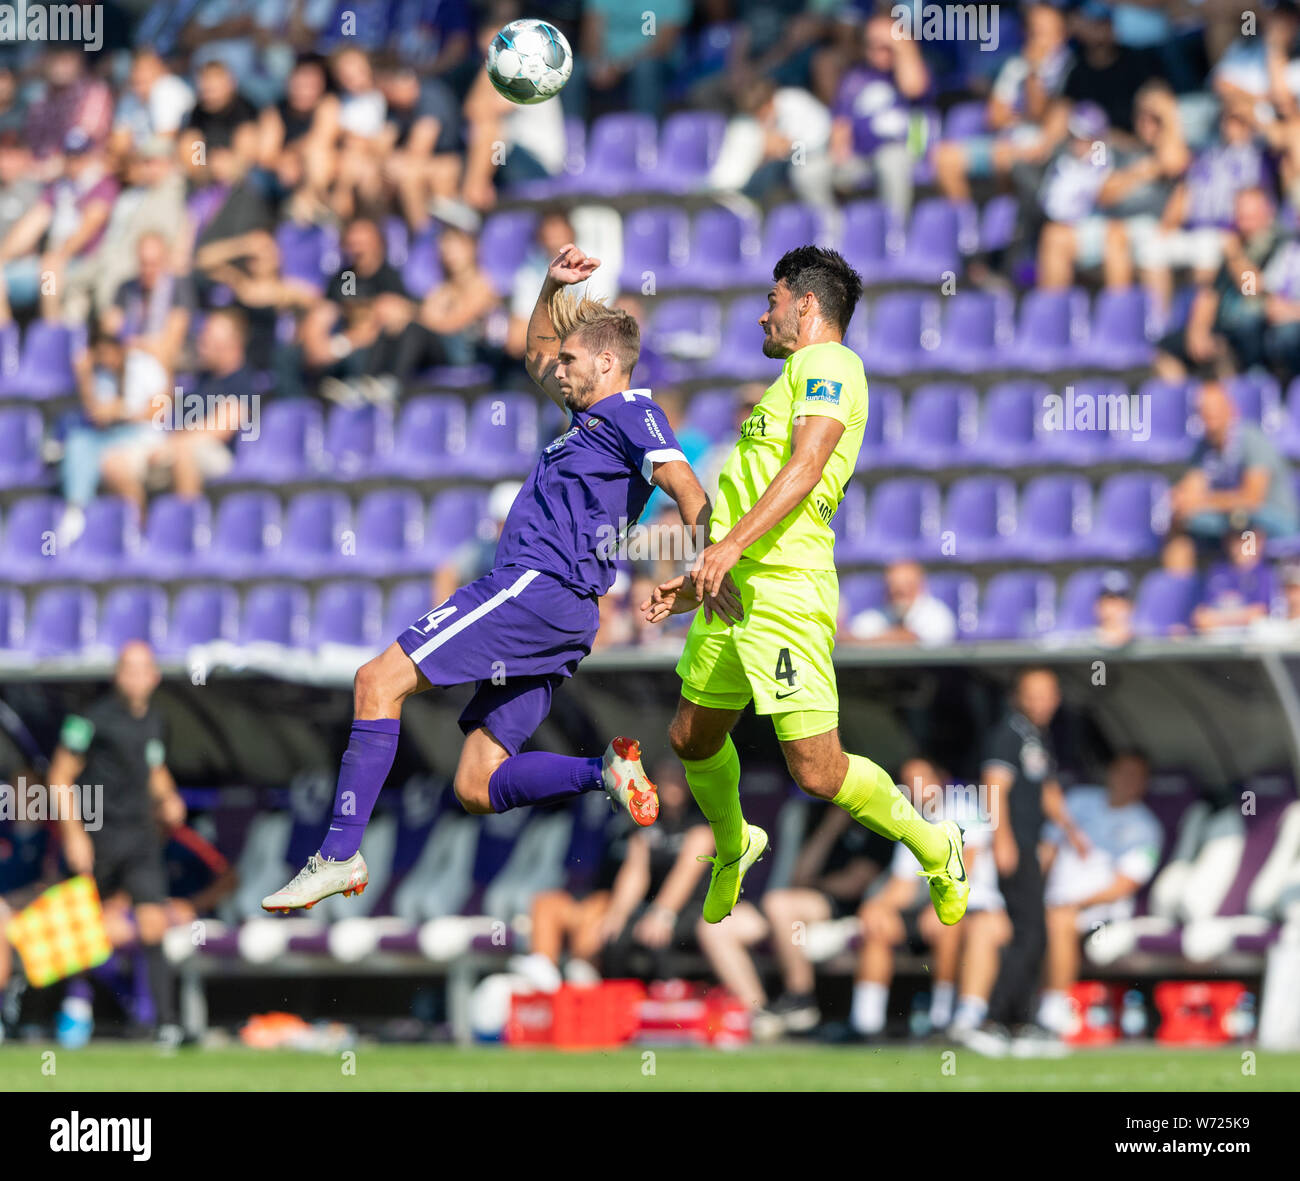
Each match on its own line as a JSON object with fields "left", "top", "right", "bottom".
{"left": 642, "top": 246, "right": 968, "bottom": 926}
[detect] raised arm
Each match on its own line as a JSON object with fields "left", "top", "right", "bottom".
{"left": 523, "top": 242, "right": 601, "bottom": 412}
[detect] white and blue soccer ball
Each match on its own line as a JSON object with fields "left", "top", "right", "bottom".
{"left": 486, "top": 18, "right": 573, "bottom": 105}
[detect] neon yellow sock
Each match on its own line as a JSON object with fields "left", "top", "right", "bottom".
{"left": 834, "top": 753, "right": 948, "bottom": 870}
{"left": 682, "top": 735, "right": 746, "bottom": 862}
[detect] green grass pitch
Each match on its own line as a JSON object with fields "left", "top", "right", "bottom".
{"left": 2, "top": 1043, "right": 1299, "bottom": 1091}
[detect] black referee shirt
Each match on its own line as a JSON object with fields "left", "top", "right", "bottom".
{"left": 981, "top": 709, "right": 1056, "bottom": 851}
{"left": 58, "top": 694, "right": 167, "bottom": 834}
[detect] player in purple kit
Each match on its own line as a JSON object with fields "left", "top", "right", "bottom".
{"left": 263, "top": 243, "right": 740, "bottom": 912}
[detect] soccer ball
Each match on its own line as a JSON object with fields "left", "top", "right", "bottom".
{"left": 486, "top": 18, "right": 573, "bottom": 105}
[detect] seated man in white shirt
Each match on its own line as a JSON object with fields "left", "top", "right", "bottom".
{"left": 1037, "top": 751, "right": 1163, "bottom": 1035}
{"left": 845, "top": 560, "right": 957, "bottom": 647}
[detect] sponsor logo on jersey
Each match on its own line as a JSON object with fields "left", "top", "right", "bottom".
{"left": 643, "top": 408, "right": 667, "bottom": 445}
{"left": 804, "top": 378, "right": 841, "bottom": 404}
{"left": 544, "top": 426, "right": 580, "bottom": 454}
{"left": 584, "top": 416, "right": 603, "bottom": 430}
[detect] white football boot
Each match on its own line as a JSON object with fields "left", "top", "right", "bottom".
{"left": 261, "top": 851, "right": 368, "bottom": 913}
{"left": 601, "top": 737, "right": 658, "bottom": 826}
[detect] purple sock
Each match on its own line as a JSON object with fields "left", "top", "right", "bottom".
{"left": 487, "top": 752, "right": 604, "bottom": 813}
{"left": 319, "top": 718, "right": 401, "bottom": 861}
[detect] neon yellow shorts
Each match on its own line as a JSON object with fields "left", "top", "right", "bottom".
{"left": 677, "top": 561, "right": 840, "bottom": 741}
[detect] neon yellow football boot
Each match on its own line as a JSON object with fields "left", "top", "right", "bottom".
{"left": 698, "top": 824, "right": 768, "bottom": 923}
{"left": 917, "top": 819, "right": 969, "bottom": 926}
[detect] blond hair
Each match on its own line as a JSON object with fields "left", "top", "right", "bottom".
{"left": 549, "top": 290, "right": 640, "bottom": 376}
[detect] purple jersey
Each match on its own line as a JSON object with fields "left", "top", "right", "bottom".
{"left": 1185, "top": 140, "right": 1268, "bottom": 229}
{"left": 834, "top": 66, "right": 916, "bottom": 155}
{"left": 494, "top": 389, "right": 685, "bottom": 596}
{"left": 1203, "top": 560, "right": 1275, "bottom": 611}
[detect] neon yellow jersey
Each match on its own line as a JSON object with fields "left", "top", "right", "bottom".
{"left": 710, "top": 340, "right": 868, "bottom": 571}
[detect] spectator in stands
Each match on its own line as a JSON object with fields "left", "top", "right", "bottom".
{"left": 1211, "top": 0, "right": 1300, "bottom": 120}
{"left": 380, "top": 60, "right": 464, "bottom": 233}
{"left": 1061, "top": 1, "right": 1165, "bottom": 137}
{"left": 708, "top": 75, "right": 833, "bottom": 207}
{"left": 829, "top": 12, "right": 930, "bottom": 219}
{"left": 1153, "top": 187, "right": 1293, "bottom": 380}
{"left": 184, "top": 59, "right": 259, "bottom": 162}
{"left": 844, "top": 560, "right": 957, "bottom": 647}
{"left": 1253, "top": 561, "right": 1300, "bottom": 641}
{"left": 1039, "top": 82, "right": 1189, "bottom": 290}
{"left": 24, "top": 47, "right": 114, "bottom": 173}
{"left": 961, "top": 667, "right": 1084, "bottom": 1057}
{"left": 1171, "top": 381, "right": 1300, "bottom": 543}
{"left": 416, "top": 225, "right": 501, "bottom": 365}
{"left": 257, "top": 55, "right": 339, "bottom": 217}
{"left": 1193, "top": 529, "right": 1277, "bottom": 635}
{"left": 696, "top": 797, "right": 886, "bottom": 1041}
{"left": 330, "top": 47, "right": 390, "bottom": 223}
{"left": 101, "top": 308, "right": 253, "bottom": 510}
{"left": 1140, "top": 104, "right": 1270, "bottom": 332}
{"left": 188, "top": 143, "right": 276, "bottom": 295}
{"left": 580, "top": 0, "right": 689, "bottom": 119}
{"left": 110, "top": 49, "right": 195, "bottom": 156}
{"left": 0, "top": 65, "right": 26, "bottom": 139}
{"left": 1037, "top": 751, "right": 1162, "bottom": 1037}
{"left": 826, "top": 758, "right": 996, "bottom": 1042}
{"left": 49, "top": 641, "right": 188, "bottom": 1046}
{"left": 103, "top": 232, "right": 194, "bottom": 375}
{"left": 598, "top": 766, "right": 714, "bottom": 980}
{"left": 1093, "top": 569, "right": 1137, "bottom": 648}
{"left": 934, "top": 2, "right": 1072, "bottom": 203}
{"left": 0, "top": 131, "right": 42, "bottom": 306}
{"left": 461, "top": 22, "right": 566, "bottom": 210}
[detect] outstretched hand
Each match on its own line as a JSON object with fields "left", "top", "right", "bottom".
{"left": 548, "top": 242, "right": 601, "bottom": 286}
{"left": 640, "top": 572, "right": 744, "bottom": 627}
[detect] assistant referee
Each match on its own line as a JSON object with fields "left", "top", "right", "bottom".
{"left": 50, "top": 641, "right": 187, "bottom": 1045}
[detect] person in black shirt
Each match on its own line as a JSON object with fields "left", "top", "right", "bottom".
{"left": 185, "top": 60, "right": 259, "bottom": 157}
{"left": 50, "top": 642, "right": 187, "bottom": 1044}
{"left": 1062, "top": 4, "right": 1165, "bottom": 138}
{"left": 960, "top": 667, "right": 1083, "bottom": 1057}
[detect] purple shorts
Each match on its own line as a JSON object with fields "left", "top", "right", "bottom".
{"left": 396, "top": 565, "right": 599, "bottom": 755}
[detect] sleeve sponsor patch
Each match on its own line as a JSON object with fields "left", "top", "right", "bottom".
{"left": 804, "top": 378, "right": 841, "bottom": 404}
{"left": 59, "top": 715, "right": 95, "bottom": 754}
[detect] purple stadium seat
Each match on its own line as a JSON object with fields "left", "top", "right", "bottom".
{"left": 381, "top": 394, "right": 467, "bottom": 478}
{"left": 424, "top": 487, "right": 491, "bottom": 566}
{"left": 1113, "top": 378, "right": 1194, "bottom": 463}
{"left": 654, "top": 110, "right": 726, "bottom": 192}
{"left": 856, "top": 383, "right": 903, "bottom": 465}
{"left": 384, "top": 579, "right": 434, "bottom": 637}
{"left": 1134, "top": 571, "right": 1200, "bottom": 637}
{"left": 971, "top": 570, "right": 1055, "bottom": 640}
{"left": 165, "top": 584, "right": 239, "bottom": 652}
{"left": 563, "top": 113, "right": 657, "bottom": 195}
{"left": 928, "top": 290, "right": 1008, "bottom": 373}
{"left": 1008, "top": 474, "right": 1091, "bottom": 561}
{"left": 239, "top": 583, "right": 310, "bottom": 647}
{"left": 311, "top": 581, "right": 382, "bottom": 649}
{"left": 63, "top": 496, "right": 139, "bottom": 578}
{"left": 1081, "top": 287, "right": 1153, "bottom": 369}
{"left": 0, "top": 407, "right": 48, "bottom": 488}
{"left": 648, "top": 297, "right": 724, "bottom": 365}
{"left": 1005, "top": 288, "right": 1086, "bottom": 372}
{"left": 1279, "top": 379, "right": 1300, "bottom": 459}
{"left": 839, "top": 572, "right": 885, "bottom": 620}
{"left": 272, "top": 490, "right": 352, "bottom": 577}
{"left": 863, "top": 292, "right": 934, "bottom": 377}
{"left": 1223, "top": 372, "right": 1282, "bottom": 430}
{"left": 943, "top": 100, "right": 989, "bottom": 140}
{"left": 1, "top": 495, "right": 61, "bottom": 583}
{"left": 889, "top": 198, "right": 964, "bottom": 282}
{"left": 322, "top": 403, "right": 392, "bottom": 478}
{"left": 0, "top": 588, "right": 23, "bottom": 651}
{"left": 228, "top": 399, "right": 323, "bottom": 481}
{"left": 478, "top": 211, "right": 538, "bottom": 296}
{"left": 746, "top": 202, "right": 831, "bottom": 282}
{"left": 1056, "top": 568, "right": 1109, "bottom": 635}
{"left": 0, "top": 321, "right": 78, "bottom": 399}
{"left": 928, "top": 571, "right": 978, "bottom": 633}
{"left": 981, "top": 380, "right": 1049, "bottom": 465}
{"left": 442, "top": 393, "right": 539, "bottom": 479}
{"left": 619, "top": 206, "right": 690, "bottom": 291}
{"left": 402, "top": 227, "right": 443, "bottom": 296}
{"left": 0, "top": 320, "right": 19, "bottom": 378}
{"left": 856, "top": 477, "right": 942, "bottom": 562}
{"left": 840, "top": 200, "right": 896, "bottom": 284}
{"left": 980, "top": 194, "right": 1020, "bottom": 253}
{"left": 1036, "top": 378, "right": 1125, "bottom": 464}
{"left": 682, "top": 389, "right": 736, "bottom": 443}
{"left": 127, "top": 494, "right": 211, "bottom": 579}
{"left": 351, "top": 488, "right": 427, "bottom": 577}
{"left": 688, "top": 206, "right": 758, "bottom": 288}
{"left": 1081, "top": 472, "right": 1168, "bottom": 560}
{"left": 831, "top": 482, "right": 870, "bottom": 558}
{"left": 940, "top": 475, "right": 1016, "bottom": 562}
{"left": 26, "top": 586, "right": 96, "bottom": 656}
{"left": 98, "top": 585, "right": 168, "bottom": 651}
{"left": 702, "top": 295, "right": 780, "bottom": 380}
{"left": 275, "top": 222, "right": 339, "bottom": 290}
{"left": 885, "top": 382, "right": 978, "bottom": 469}
{"left": 198, "top": 491, "right": 282, "bottom": 578}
